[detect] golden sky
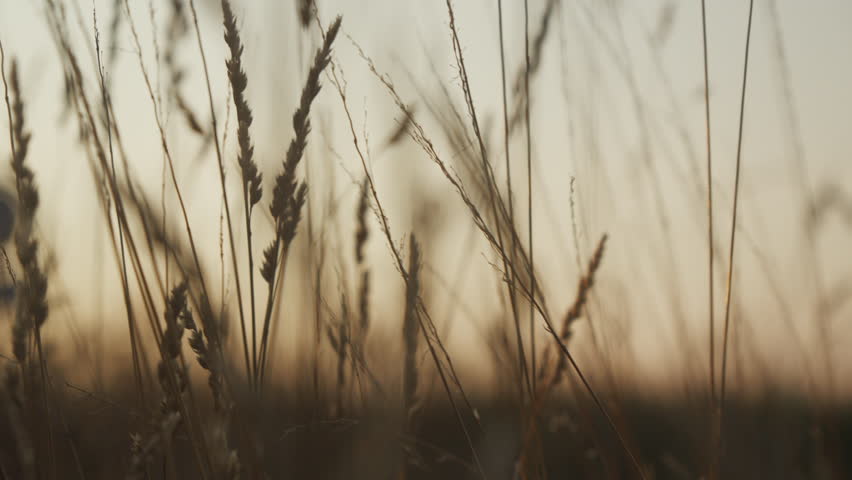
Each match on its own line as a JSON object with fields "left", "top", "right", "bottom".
{"left": 1, "top": 0, "right": 851, "bottom": 392}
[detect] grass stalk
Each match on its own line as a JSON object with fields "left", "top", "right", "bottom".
{"left": 93, "top": 4, "right": 145, "bottom": 408}
{"left": 523, "top": 0, "right": 535, "bottom": 395}
{"left": 700, "top": 0, "right": 715, "bottom": 406}
{"left": 221, "top": 0, "right": 263, "bottom": 388}
{"left": 718, "top": 0, "right": 755, "bottom": 473}
{"left": 496, "top": 0, "right": 531, "bottom": 403}
{"left": 186, "top": 0, "right": 253, "bottom": 386}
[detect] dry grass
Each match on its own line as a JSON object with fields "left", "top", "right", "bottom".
{"left": 0, "top": 1, "right": 849, "bottom": 479}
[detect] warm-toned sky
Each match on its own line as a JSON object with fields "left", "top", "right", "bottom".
{"left": 1, "top": 0, "right": 851, "bottom": 393}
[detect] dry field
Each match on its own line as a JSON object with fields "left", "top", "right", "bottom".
{"left": 0, "top": 0, "right": 850, "bottom": 478}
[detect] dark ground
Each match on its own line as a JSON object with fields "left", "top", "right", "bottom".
{"left": 3, "top": 376, "right": 849, "bottom": 480}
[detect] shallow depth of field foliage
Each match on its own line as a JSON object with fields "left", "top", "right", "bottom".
{"left": 0, "top": 0, "right": 851, "bottom": 479}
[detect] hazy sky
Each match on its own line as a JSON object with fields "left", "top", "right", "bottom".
{"left": 1, "top": 0, "right": 851, "bottom": 391}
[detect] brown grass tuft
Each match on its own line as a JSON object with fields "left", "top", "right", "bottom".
{"left": 257, "top": 15, "right": 343, "bottom": 387}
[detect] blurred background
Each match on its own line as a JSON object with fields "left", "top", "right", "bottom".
{"left": 1, "top": 0, "right": 852, "bottom": 477}
{"left": 0, "top": 0, "right": 849, "bottom": 393}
